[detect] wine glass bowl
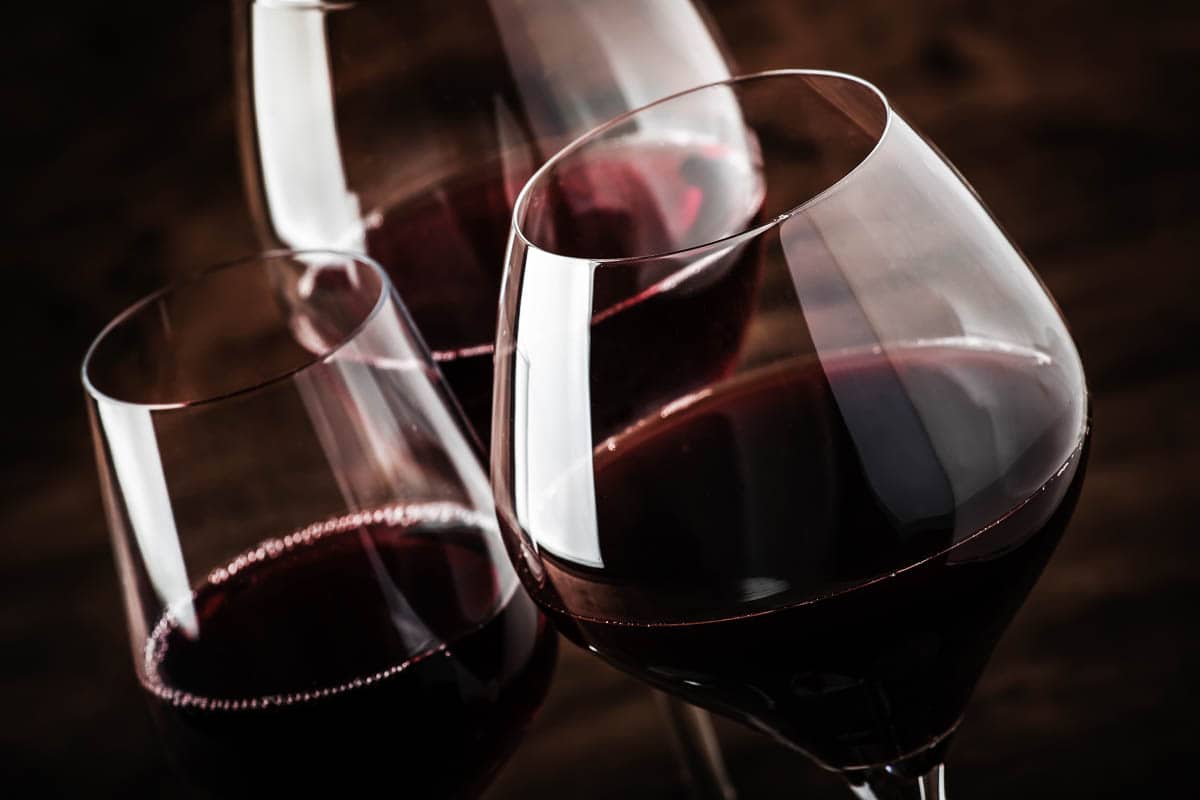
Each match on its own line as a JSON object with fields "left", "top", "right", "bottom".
{"left": 492, "top": 70, "right": 1088, "bottom": 796}
{"left": 84, "top": 251, "right": 556, "bottom": 798}
{"left": 234, "top": 0, "right": 738, "bottom": 443}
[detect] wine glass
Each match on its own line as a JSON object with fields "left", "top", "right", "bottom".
{"left": 83, "top": 251, "right": 556, "bottom": 798}
{"left": 233, "top": 0, "right": 737, "bottom": 446}
{"left": 234, "top": 2, "right": 742, "bottom": 793}
{"left": 492, "top": 70, "right": 1090, "bottom": 799}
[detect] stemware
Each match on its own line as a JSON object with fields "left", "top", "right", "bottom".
{"left": 233, "top": 0, "right": 737, "bottom": 445}
{"left": 84, "top": 250, "right": 556, "bottom": 797}
{"left": 492, "top": 70, "right": 1090, "bottom": 798}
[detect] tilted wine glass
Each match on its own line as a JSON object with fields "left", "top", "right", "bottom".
{"left": 492, "top": 70, "right": 1089, "bottom": 799}
{"left": 84, "top": 250, "right": 556, "bottom": 798}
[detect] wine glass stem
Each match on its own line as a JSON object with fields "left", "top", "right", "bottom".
{"left": 846, "top": 763, "right": 947, "bottom": 800}
{"left": 654, "top": 692, "right": 738, "bottom": 800}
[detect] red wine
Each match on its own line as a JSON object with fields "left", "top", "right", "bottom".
{"left": 366, "top": 141, "right": 764, "bottom": 443}
{"left": 364, "top": 162, "right": 512, "bottom": 444}
{"left": 519, "top": 343, "right": 1088, "bottom": 770}
{"left": 142, "top": 504, "right": 556, "bottom": 798}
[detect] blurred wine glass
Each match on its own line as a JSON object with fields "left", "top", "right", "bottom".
{"left": 234, "top": 0, "right": 736, "bottom": 445}
{"left": 233, "top": 1, "right": 741, "bottom": 795}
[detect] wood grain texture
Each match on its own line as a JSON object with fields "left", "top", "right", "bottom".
{"left": 2, "top": 1, "right": 1197, "bottom": 797}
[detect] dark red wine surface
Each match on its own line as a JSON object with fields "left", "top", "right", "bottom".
{"left": 367, "top": 142, "right": 763, "bottom": 443}
{"left": 522, "top": 344, "right": 1087, "bottom": 770}
{"left": 143, "top": 505, "right": 556, "bottom": 798}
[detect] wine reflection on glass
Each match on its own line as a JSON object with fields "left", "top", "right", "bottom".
{"left": 84, "top": 251, "right": 556, "bottom": 798}
{"left": 492, "top": 70, "right": 1089, "bottom": 799}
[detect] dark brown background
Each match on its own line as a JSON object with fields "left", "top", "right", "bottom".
{"left": 3, "top": 1, "right": 1198, "bottom": 797}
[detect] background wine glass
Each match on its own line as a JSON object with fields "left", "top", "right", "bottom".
{"left": 492, "top": 71, "right": 1089, "bottom": 799}
{"left": 234, "top": 1, "right": 742, "bottom": 794}
{"left": 233, "top": 0, "right": 737, "bottom": 445}
{"left": 83, "top": 250, "right": 556, "bottom": 798}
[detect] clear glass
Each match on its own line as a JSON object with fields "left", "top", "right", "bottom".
{"left": 234, "top": 1, "right": 740, "bottom": 790}
{"left": 83, "top": 251, "right": 556, "bottom": 798}
{"left": 233, "top": 0, "right": 736, "bottom": 445}
{"left": 492, "top": 70, "right": 1090, "bottom": 798}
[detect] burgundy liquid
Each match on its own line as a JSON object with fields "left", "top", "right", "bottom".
{"left": 367, "top": 141, "right": 763, "bottom": 443}
{"left": 143, "top": 504, "right": 556, "bottom": 798}
{"left": 525, "top": 344, "right": 1088, "bottom": 770}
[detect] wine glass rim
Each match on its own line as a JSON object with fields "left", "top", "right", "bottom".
{"left": 80, "top": 249, "right": 391, "bottom": 411}
{"left": 511, "top": 68, "right": 893, "bottom": 265}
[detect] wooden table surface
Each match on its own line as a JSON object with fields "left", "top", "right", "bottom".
{"left": 4, "top": 1, "right": 1198, "bottom": 797}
